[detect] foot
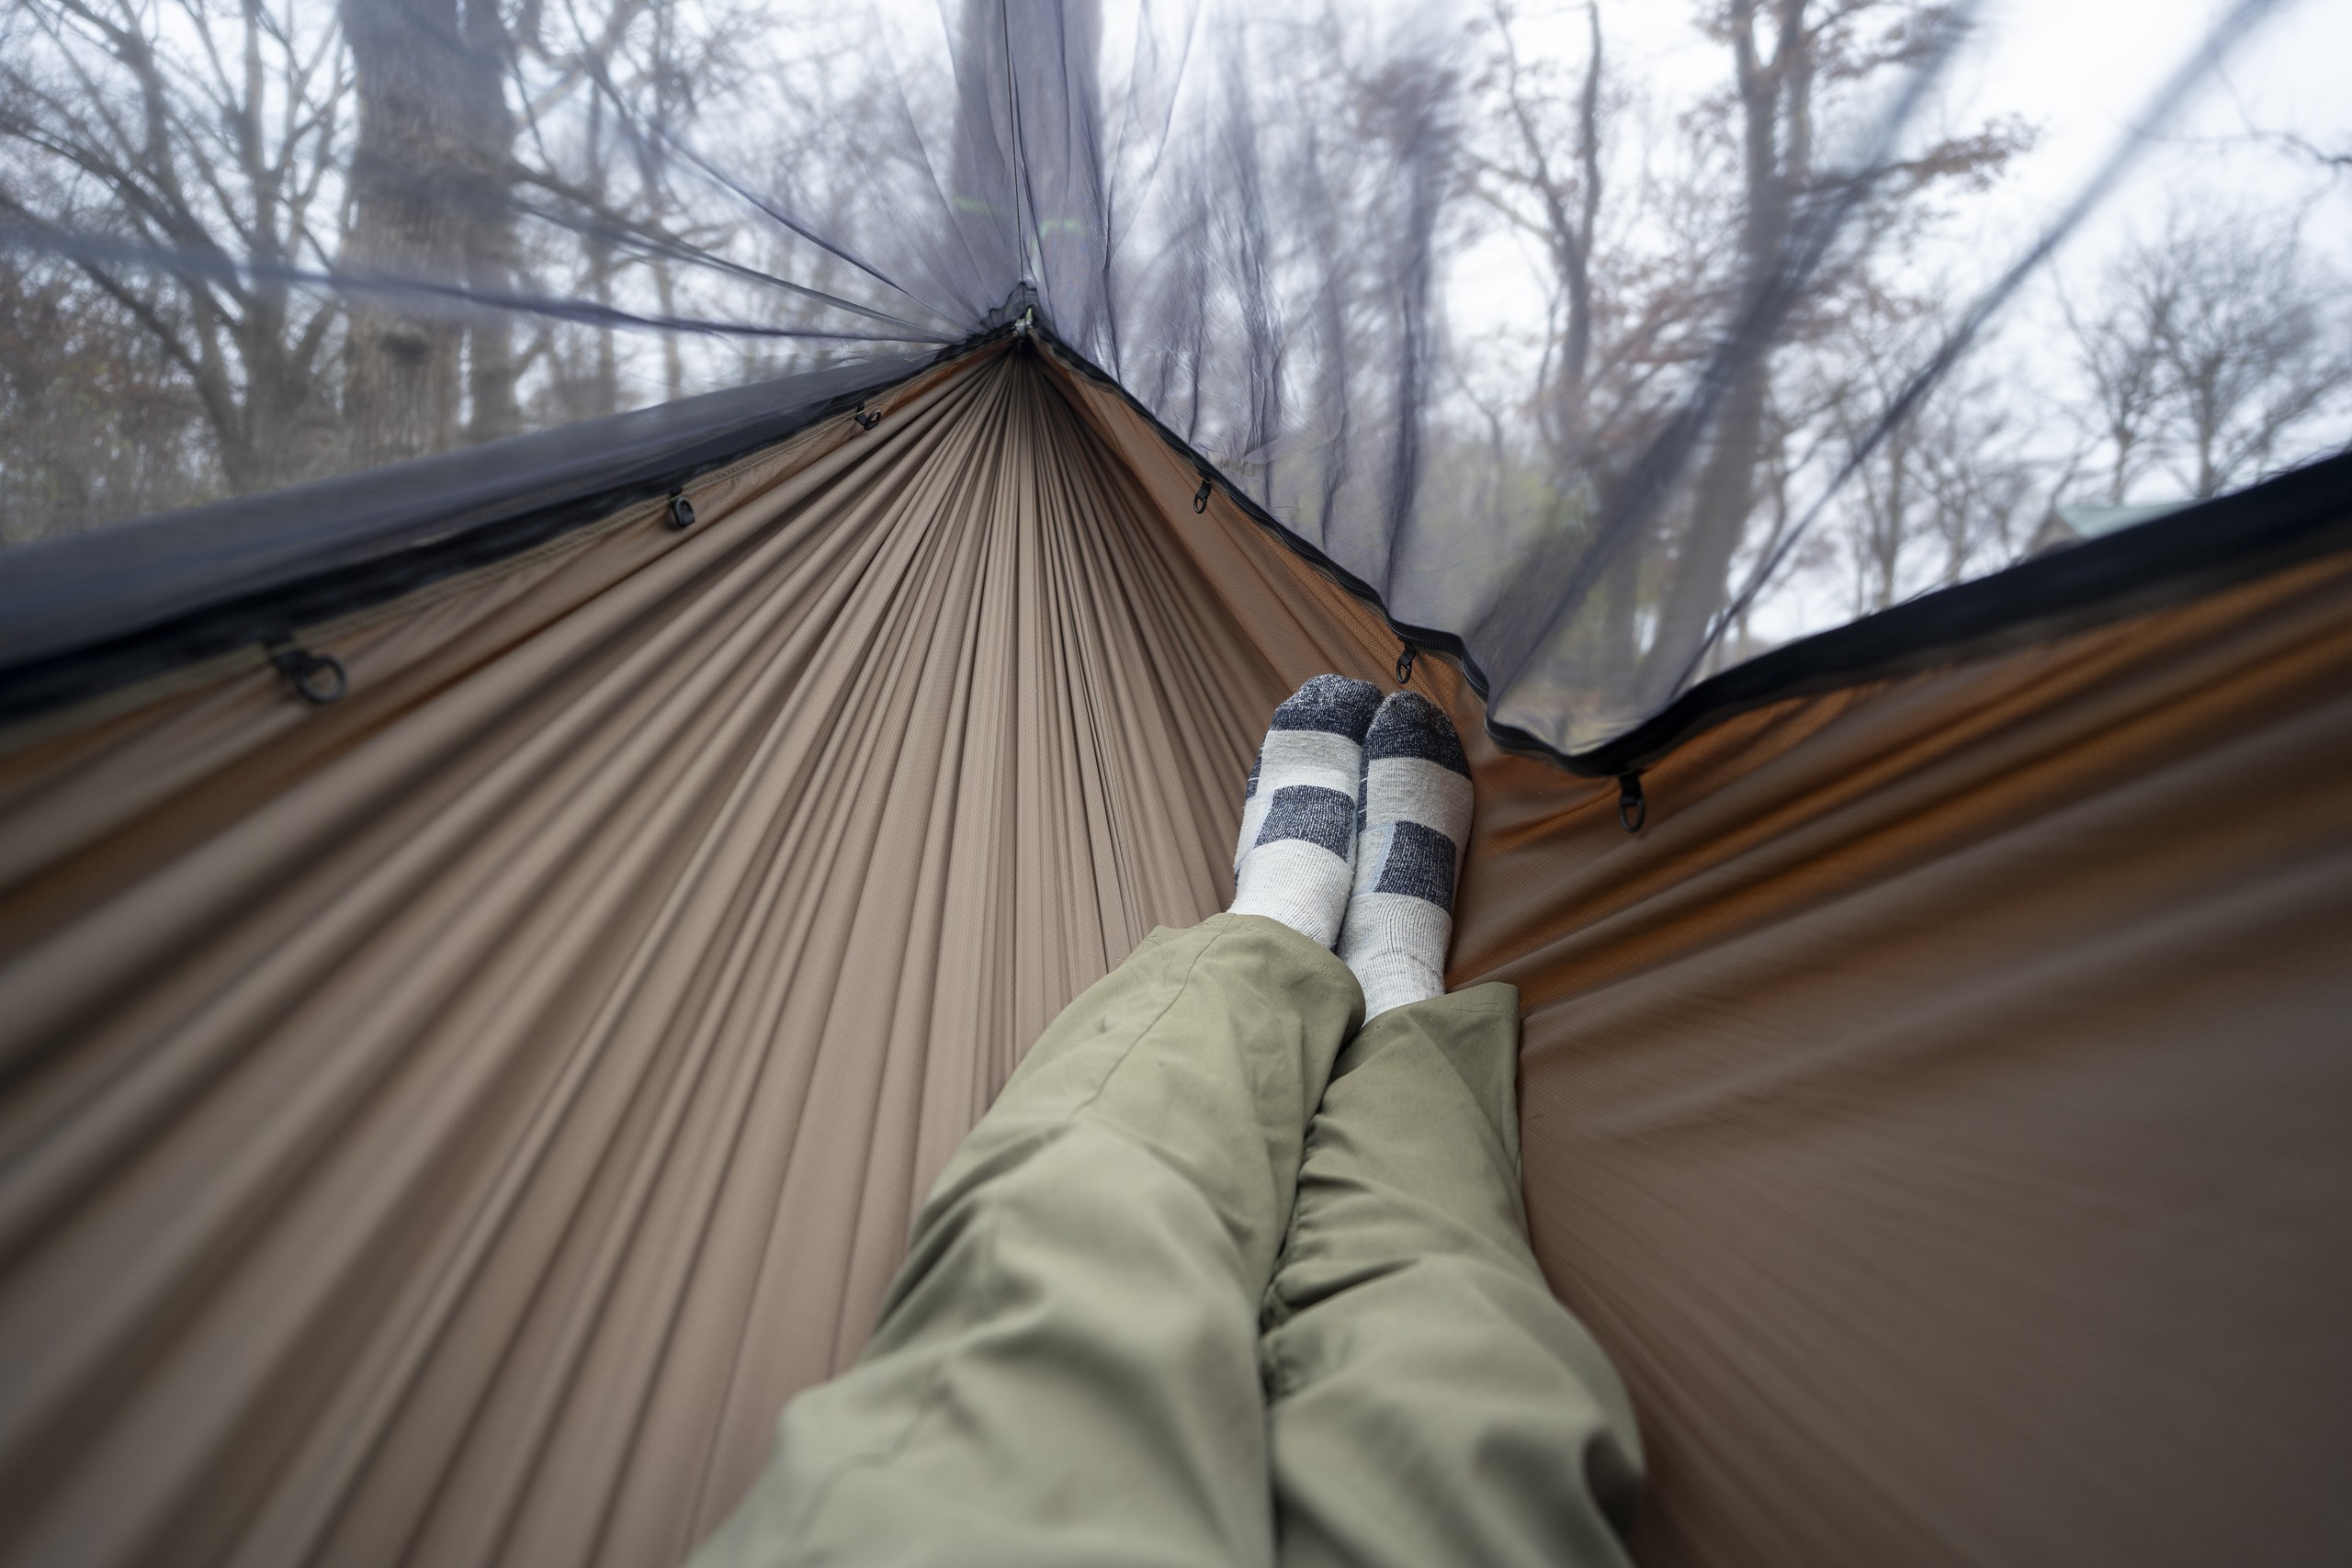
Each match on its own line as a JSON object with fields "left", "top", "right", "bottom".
{"left": 1340, "top": 691, "right": 1473, "bottom": 1018}
{"left": 1230, "top": 675, "right": 1384, "bottom": 948}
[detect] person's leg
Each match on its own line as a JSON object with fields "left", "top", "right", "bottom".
{"left": 691, "top": 678, "right": 1382, "bottom": 1568}
{"left": 1265, "top": 690, "right": 1642, "bottom": 1568}
{"left": 1261, "top": 987, "right": 1644, "bottom": 1568}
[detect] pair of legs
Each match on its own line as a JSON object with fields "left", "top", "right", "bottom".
{"left": 691, "top": 682, "right": 1641, "bottom": 1567}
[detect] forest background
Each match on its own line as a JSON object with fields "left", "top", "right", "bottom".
{"left": 3, "top": 0, "right": 2347, "bottom": 729}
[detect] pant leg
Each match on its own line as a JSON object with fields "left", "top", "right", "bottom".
{"left": 691, "top": 912, "right": 1363, "bottom": 1568}
{"left": 1261, "top": 983, "right": 1643, "bottom": 1568}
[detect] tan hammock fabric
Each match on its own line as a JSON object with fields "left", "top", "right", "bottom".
{"left": 1, "top": 342, "right": 2346, "bottom": 1568}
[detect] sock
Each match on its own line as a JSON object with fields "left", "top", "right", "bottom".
{"left": 1340, "top": 691, "right": 1474, "bottom": 1017}
{"left": 1230, "top": 675, "right": 1384, "bottom": 948}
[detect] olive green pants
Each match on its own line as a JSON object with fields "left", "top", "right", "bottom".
{"left": 690, "top": 913, "right": 1641, "bottom": 1568}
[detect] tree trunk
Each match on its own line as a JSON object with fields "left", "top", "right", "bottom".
{"left": 458, "top": 0, "right": 520, "bottom": 445}
{"left": 656, "top": 261, "right": 684, "bottom": 402}
{"left": 343, "top": 0, "right": 465, "bottom": 467}
{"left": 1558, "top": 1, "right": 1603, "bottom": 434}
{"left": 1642, "top": 0, "right": 1804, "bottom": 697}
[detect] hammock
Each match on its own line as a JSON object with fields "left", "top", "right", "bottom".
{"left": 1, "top": 333, "right": 2347, "bottom": 1568}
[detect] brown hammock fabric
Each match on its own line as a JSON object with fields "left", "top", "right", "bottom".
{"left": 0, "top": 342, "right": 2346, "bottom": 1568}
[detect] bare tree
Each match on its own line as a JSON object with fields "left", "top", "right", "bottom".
{"left": 1453, "top": 0, "right": 2025, "bottom": 706}
{"left": 2067, "top": 209, "right": 2352, "bottom": 502}
{"left": 1826, "top": 306, "right": 2043, "bottom": 611}
{"left": 2062, "top": 266, "right": 2174, "bottom": 504}
{"left": 1650, "top": 0, "right": 1815, "bottom": 680}
{"left": 2156, "top": 222, "right": 2349, "bottom": 496}
{"left": 510, "top": 0, "right": 797, "bottom": 421}
{"left": 1465, "top": 2, "right": 1610, "bottom": 470}
{"left": 1456, "top": 3, "right": 1731, "bottom": 693}
{"left": 0, "top": 0, "right": 351, "bottom": 495}
{"left": 1461, "top": 2, "right": 1759, "bottom": 498}
{"left": 0, "top": 0, "right": 818, "bottom": 537}
{"left": 1644, "top": 0, "right": 2025, "bottom": 689}
{"left": 0, "top": 256, "right": 216, "bottom": 538}
{"left": 2254, "top": 128, "right": 2352, "bottom": 179}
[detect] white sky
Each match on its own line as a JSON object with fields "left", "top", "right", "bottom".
{"left": 1532, "top": 0, "right": 2352, "bottom": 263}
{"left": 1443, "top": 0, "right": 2352, "bottom": 346}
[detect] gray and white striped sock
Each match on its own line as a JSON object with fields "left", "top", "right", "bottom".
{"left": 1230, "top": 674, "right": 1384, "bottom": 948}
{"left": 1340, "top": 691, "right": 1474, "bottom": 1018}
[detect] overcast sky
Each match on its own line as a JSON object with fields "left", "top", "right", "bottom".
{"left": 1553, "top": 0, "right": 2352, "bottom": 249}
{"left": 1479, "top": 0, "right": 2352, "bottom": 330}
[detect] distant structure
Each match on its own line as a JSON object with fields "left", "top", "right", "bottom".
{"left": 2029, "top": 499, "right": 2189, "bottom": 556}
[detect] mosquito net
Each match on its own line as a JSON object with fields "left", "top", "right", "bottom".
{"left": 4, "top": 0, "right": 2349, "bottom": 753}
{"left": 4, "top": 8, "right": 2351, "bottom": 1563}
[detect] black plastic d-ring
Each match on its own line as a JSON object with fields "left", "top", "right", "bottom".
{"left": 1193, "top": 479, "right": 1213, "bottom": 513}
{"left": 1616, "top": 773, "right": 1646, "bottom": 834}
{"left": 268, "top": 643, "right": 348, "bottom": 705}
{"left": 854, "top": 407, "right": 882, "bottom": 431}
{"left": 667, "top": 492, "right": 697, "bottom": 530}
{"left": 1395, "top": 643, "right": 1416, "bottom": 685}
